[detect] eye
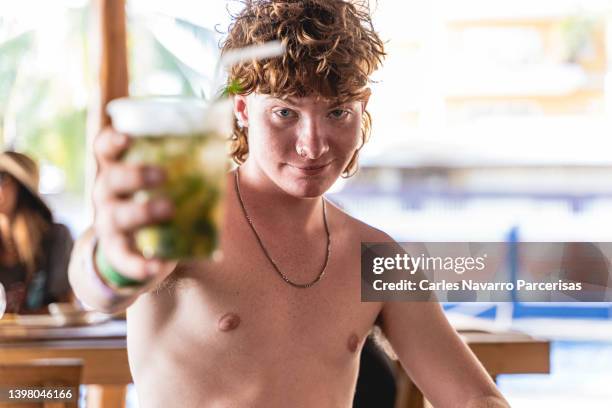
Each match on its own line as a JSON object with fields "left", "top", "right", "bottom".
{"left": 329, "top": 109, "right": 350, "bottom": 119}
{"left": 274, "top": 108, "right": 296, "bottom": 118}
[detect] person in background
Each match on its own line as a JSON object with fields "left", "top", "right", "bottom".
{"left": 0, "top": 151, "right": 74, "bottom": 314}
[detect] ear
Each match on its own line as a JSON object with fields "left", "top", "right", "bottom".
{"left": 233, "top": 94, "right": 249, "bottom": 127}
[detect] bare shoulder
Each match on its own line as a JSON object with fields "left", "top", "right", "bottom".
{"left": 324, "top": 198, "right": 395, "bottom": 244}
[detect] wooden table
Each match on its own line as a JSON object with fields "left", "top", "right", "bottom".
{"left": 0, "top": 320, "right": 549, "bottom": 408}
{"left": 0, "top": 320, "right": 131, "bottom": 408}
{"left": 394, "top": 329, "right": 551, "bottom": 408}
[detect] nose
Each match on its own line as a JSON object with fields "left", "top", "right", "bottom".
{"left": 295, "top": 117, "right": 329, "bottom": 160}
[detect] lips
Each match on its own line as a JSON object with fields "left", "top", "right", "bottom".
{"left": 288, "top": 162, "right": 332, "bottom": 175}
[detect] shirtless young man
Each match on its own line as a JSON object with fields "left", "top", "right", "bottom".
{"left": 69, "top": 1, "right": 510, "bottom": 407}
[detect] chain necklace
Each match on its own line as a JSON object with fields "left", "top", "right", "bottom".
{"left": 234, "top": 167, "right": 331, "bottom": 288}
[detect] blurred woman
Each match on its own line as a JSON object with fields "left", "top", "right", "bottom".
{"left": 0, "top": 151, "right": 74, "bottom": 314}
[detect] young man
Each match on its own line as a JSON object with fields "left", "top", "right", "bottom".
{"left": 69, "top": 1, "right": 510, "bottom": 406}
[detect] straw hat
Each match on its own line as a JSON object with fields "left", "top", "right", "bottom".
{"left": 0, "top": 151, "right": 52, "bottom": 219}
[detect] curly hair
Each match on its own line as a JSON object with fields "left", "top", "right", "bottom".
{"left": 222, "top": 0, "right": 385, "bottom": 177}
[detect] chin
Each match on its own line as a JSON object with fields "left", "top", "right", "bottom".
{"left": 280, "top": 173, "right": 338, "bottom": 198}
{"left": 295, "top": 186, "right": 327, "bottom": 198}
{"left": 283, "top": 181, "right": 328, "bottom": 198}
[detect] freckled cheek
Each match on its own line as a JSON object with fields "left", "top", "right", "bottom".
{"left": 249, "top": 124, "right": 295, "bottom": 159}
{"left": 330, "top": 124, "right": 362, "bottom": 159}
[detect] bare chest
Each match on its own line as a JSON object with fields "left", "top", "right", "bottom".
{"left": 184, "top": 243, "right": 373, "bottom": 346}
{"left": 129, "top": 232, "right": 380, "bottom": 364}
{"left": 125, "top": 204, "right": 384, "bottom": 406}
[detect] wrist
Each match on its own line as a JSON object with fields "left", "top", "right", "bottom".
{"left": 89, "top": 237, "right": 145, "bottom": 297}
{"left": 95, "top": 243, "right": 145, "bottom": 288}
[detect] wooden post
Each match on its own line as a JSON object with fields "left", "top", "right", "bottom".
{"left": 86, "top": 384, "right": 128, "bottom": 408}
{"left": 97, "top": 0, "right": 129, "bottom": 127}
{"left": 85, "top": 2, "right": 129, "bottom": 406}
{"left": 84, "top": 0, "right": 130, "bottom": 221}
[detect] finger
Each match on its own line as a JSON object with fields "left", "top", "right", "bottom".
{"left": 104, "top": 164, "right": 166, "bottom": 196}
{"left": 99, "top": 234, "right": 153, "bottom": 281}
{"left": 111, "top": 197, "right": 174, "bottom": 232}
{"left": 92, "top": 177, "right": 113, "bottom": 209}
{"left": 94, "top": 127, "right": 130, "bottom": 164}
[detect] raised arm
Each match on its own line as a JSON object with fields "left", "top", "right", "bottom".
{"left": 380, "top": 300, "right": 509, "bottom": 408}
{"left": 68, "top": 128, "right": 176, "bottom": 313}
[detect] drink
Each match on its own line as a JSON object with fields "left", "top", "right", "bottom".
{"left": 107, "top": 97, "right": 232, "bottom": 259}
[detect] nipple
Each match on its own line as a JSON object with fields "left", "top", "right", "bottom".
{"left": 347, "top": 334, "right": 360, "bottom": 353}
{"left": 218, "top": 313, "right": 241, "bottom": 332}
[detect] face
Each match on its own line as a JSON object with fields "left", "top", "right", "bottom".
{"left": 235, "top": 93, "right": 368, "bottom": 198}
{"left": 0, "top": 173, "right": 18, "bottom": 216}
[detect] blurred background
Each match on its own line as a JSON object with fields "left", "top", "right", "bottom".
{"left": 1, "top": 0, "right": 612, "bottom": 406}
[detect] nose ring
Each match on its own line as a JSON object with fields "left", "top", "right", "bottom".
{"left": 297, "top": 147, "right": 308, "bottom": 158}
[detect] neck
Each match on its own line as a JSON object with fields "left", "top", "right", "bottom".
{"left": 235, "top": 162, "right": 324, "bottom": 232}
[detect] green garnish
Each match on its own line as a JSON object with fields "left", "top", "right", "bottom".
{"left": 222, "top": 79, "right": 243, "bottom": 97}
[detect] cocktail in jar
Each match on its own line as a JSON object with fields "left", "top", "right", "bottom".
{"left": 107, "top": 97, "right": 232, "bottom": 259}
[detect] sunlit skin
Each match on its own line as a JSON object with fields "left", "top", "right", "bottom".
{"left": 0, "top": 174, "right": 18, "bottom": 217}
{"left": 236, "top": 93, "right": 365, "bottom": 199}
{"left": 0, "top": 174, "right": 19, "bottom": 265}
{"left": 69, "top": 92, "right": 509, "bottom": 408}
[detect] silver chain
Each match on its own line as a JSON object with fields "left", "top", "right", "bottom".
{"left": 234, "top": 167, "right": 331, "bottom": 288}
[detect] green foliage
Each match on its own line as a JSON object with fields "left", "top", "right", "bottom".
{"left": 0, "top": 29, "right": 35, "bottom": 146}
{"left": 560, "top": 15, "right": 600, "bottom": 63}
{"left": 0, "top": 30, "right": 34, "bottom": 111}
{"left": 135, "top": 15, "right": 221, "bottom": 99}
{"left": 28, "top": 109, "right": 87, "bottom": 192}
{"left": 153, "top": 37, "right": 199, "bottom": 97}
{"left": 0, "top": 7, "right": 89, "bottom": 193}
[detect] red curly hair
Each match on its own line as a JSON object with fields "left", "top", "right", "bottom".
{"left": 222, "top": 0, "right": 385, "bottom": 177}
